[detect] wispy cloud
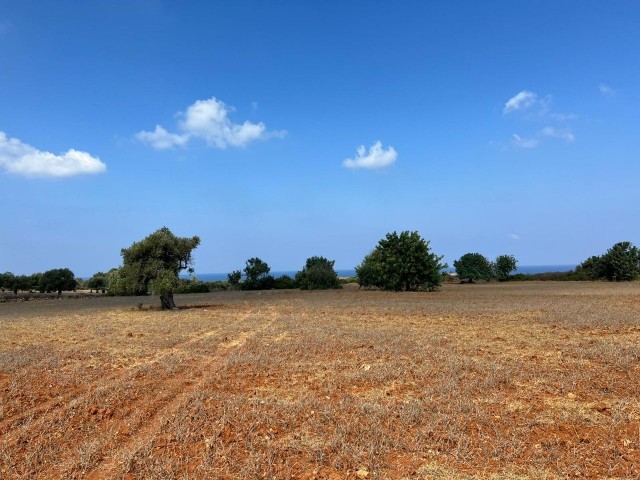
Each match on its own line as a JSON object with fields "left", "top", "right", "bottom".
{"left": 509, "top": 233, "right": 521, "bottom": 240}
{"left": 541, "top": 126, "right": 575, "bottom": 143}
{"left": 0, "top": 131, "right": 106, "bottom": 178}
{"left": 0, "top": 19, "right": 13, "bottom": 35}
{"left": 504, "top": 91, "right": 537, "bottom": 113}
{"left": 136, "top": 97, "right": 285, "bottom": 150}
{"left": 343, "top": 141, "right": 397, "bottom": 169}
{"left": 511, "top": 134, "right": 539, "bottom": 149}
{"left": 598, "top": 83, "right": 615, "bottom": 97}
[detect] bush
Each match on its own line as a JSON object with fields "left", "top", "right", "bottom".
{"left": 176, "top": 279, "right": 211, "bottom": 294}
{"left": 273, "top": 275, "right": 297, "bottom": 289}
{"left": 355, "top": 231, "right": 446, "bottom": 291}
{"left": 295, "top": 256, "right": 341, "bottom": 290}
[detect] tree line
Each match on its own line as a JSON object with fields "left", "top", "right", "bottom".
{"left": 2, "top": 228, "right": 638, "bottom": 308}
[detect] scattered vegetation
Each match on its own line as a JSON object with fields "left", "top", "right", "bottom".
{"left": 453, "top": 253, "right": 492, "bottom": 283}
{"left": 241, "top": 257, "right": 275, "bottom": 290}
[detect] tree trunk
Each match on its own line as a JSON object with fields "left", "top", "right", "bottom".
{"left": 160, "top": 292, "right": 177, "bottom": 310}
{"left": 57, "top": 289, "right": 62, "bottom": 297}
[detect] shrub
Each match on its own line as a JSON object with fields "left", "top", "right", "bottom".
{"left": 295, "top": 256, "right": 341, "bottom": 290}
{"left": 454, "top": 253, "right": 492, "bottom": 283}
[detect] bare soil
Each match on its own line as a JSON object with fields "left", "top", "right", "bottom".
{"left": 1, "top": 282, "right": 639, "bottom": 479}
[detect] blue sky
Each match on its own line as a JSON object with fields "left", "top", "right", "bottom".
{"left": 1, "top": 1, "right": 639, "bottom": 276}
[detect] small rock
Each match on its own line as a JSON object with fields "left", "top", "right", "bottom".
{"left": 567, "top": 392, "right": 576, "bottom": 400}
{"left": 355, "top": 468, "right": 369, "bottom": 478}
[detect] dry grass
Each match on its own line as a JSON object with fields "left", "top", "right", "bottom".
{"left": 1, "top": 282, "right": 639, "bottom": 479}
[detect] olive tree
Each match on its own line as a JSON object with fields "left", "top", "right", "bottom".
{"left": 241, "top": 257, "right": 274, "bottom": 290}
{"left": 109, "top": 227, "right": 200, "bottom": 309}
{"left": 356, "top": 231, "right": 446, "bottom": 291}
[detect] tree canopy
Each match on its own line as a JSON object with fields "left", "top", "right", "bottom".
{"left": 574, "top": 241, "right": 639, "bottom": 281}
{"left": 242, "top": 257, "right": 274, "bottom": 290}
{"left": 108, "top": 227, "right": 200, "bottom": 309}
{"left": 454, "top": 253, "right": 492, "bottom": 283}
{"left": 493, "top": 255, "right": 518, "bottom": 281}
{"left": 356, "top": 231, "right": 446, "bottom": 291}
{"left": 295, "top": 256, "right": 341, "bottom": 290}
{"left": 39, "top": 268, "right": 76, "bottom": 296}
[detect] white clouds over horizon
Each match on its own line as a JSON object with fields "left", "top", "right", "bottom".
{"left": 541, "top": 126, "right": 575, "bottom": 143}
{"left": 343, "top": 141, "right": 397, "bottom": 170}
{"left": 136, "top": 97, "right": 284, "bottom": 150}
{"left": 0, "top": 131, "right": 106, "bottom": 178}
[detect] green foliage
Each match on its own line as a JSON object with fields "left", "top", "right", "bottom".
{"left": 109, "top": 227, "right": 200, "bottom": 309}
{"left": 176, "top": 278, "right": 213, "bottom": 294}
{"left": 0, "top": 272, "right": 16, "bottom": 292}
{"left": 241, "top": 257, "right": 274, "bottom": 290}
{"left": 295, "top": 256, "right": 341, "bottom": 290}
{"left": 39, "top": 268, "right": 76, "bottom": 295}
{"left": 227, "top": 270, "right": 242, "bottom": 288}
{"left": 273, "top": 274, "right": 297, "bottom": 289}
{"left": 493, "top": 255, "right": 518, "bottom": 281}
{"left": 600, "top": 241, "right": 640, "bottom": 281}
{"left": 355, "top": 231, "right": 446, "bottom": 291}
{"left": 573, "top": 255, "right": 605, "bottom": 280}
{"left": 87, "top": 272, "right": 108, "bottom": 292}
{"left": 454, "top": 253, "right": 492, "bottom": 283}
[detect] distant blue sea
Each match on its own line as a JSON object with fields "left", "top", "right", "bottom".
{"left": 185, "top": 265, "right": 577, "bottom": 282}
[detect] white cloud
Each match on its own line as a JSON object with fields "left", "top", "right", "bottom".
{"left": 511, "top": 134, "right": 538, "bottom": 149}
{"left": 509, "top": 233, "right": 521, "bottom": 240}
{"left": 598, "top": 83, "right": 615, "bottom": 97}
{"left": 504, "top": 91, "right": 537, "bottom": 113}
{"left": 541, "top": 126, "right": 575, "bottom": 143}
{"left": 343, "top": 141, "right": 397, "bottom": 169}
{"left": 135, "top": 125, "right": 188, "bottom": 150}
{"left": 0, "top": 131, "right": 106, "bottom": 178}
{"left": 136, "top": 97, "right": 283, "bottom": 150}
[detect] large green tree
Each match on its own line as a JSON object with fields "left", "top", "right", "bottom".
{"left": 39, "top": 268, "right": 76, "bottom": 296}
{"left": 454, "top": 253, "right": 492, "bottom": 283}
{"left": 109, "top": 227, "right": 200, "bottom": 309}
{"left": 600, "top": 241, "right": 640, "bottom": 281}
{"left": 87, "top": 271, "right": 108, "bottom": 293}
{"left": 295, "top": 256, "right": 341, "bottom": 290}
{"left": 356, "top": 231, "right": 446, "bottom": 291}
{"left": 493, "top": 255, "right": 518, "bottom": 281}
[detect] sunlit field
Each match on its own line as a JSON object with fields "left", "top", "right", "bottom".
{"left": 1, "top": 282, "right": 639, "bottom": 479}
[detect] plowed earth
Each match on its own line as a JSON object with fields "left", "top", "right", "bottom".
{"left": 1, "top": 282, "right": 639, "bottom": 479}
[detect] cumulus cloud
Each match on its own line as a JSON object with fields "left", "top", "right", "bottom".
{"left": 0, "top": 131, "right": 106, "bottom": 178}
{"left": 343, "top": 141, "right": 397, "bottom": 170}
{"left": 511, "top": 134, "right": 538, "bottom": 149}
{"left": 136, "top": 97, "right": 284, "bottom": 150}
{"left": 135, "top": 125, "right": 188, "bottom": 150}
{"left": 598, "top": 83, "right": 615, "bottom": 97}
{"left": 541, "top": 126, "right": 575, "bottom": 143}
{"left": 504, "top": 91, "right": 537, "bottom": 113}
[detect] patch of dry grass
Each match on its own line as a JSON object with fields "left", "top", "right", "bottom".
{"left": 1, "top": 282, "right": 639, "bottom": 479}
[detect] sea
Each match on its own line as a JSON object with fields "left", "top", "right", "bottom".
{"left": 185, "top": 265, "right": 577, "bottom": 282}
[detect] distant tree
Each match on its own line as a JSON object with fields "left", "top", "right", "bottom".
{"left": 109, "top": 227, "right": 201, "bottom": 309}
{"left": 87, "top": 272, "right": 108, "bottom": 293}
{"left": 273, "top": 274, "right": 297, "bottom": 289}
{"left": 574, "top": 255, "right": 605, "bottom": 280}
{"left": 355, "top": 231, "right": 446, "bottom": 291}
{"left": 0, "top": 272, "right": 16, "bottom": 293}
{"left": 493, "top": 255, "right": 518, "bottom": 281}
{"left": 227, "top": 270, "right": 242, "bottom": 288}
{"left": 241, "top": 257, "right": 274, "bottom": 290}
{"left": 600, "top": 241, "right": 640, "bottom": 281}
{"left": 454, "top": 253, "right": 492, "bottom": 283}
{"left": 295, "top": 256, "right": 341, "bottom": 290}
{"left": 39, "top": 268, "right": 77, "bottom": 296}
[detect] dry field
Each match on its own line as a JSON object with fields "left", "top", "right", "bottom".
{"left": 1, "top": 282, "right": 639, "bottom": 479}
